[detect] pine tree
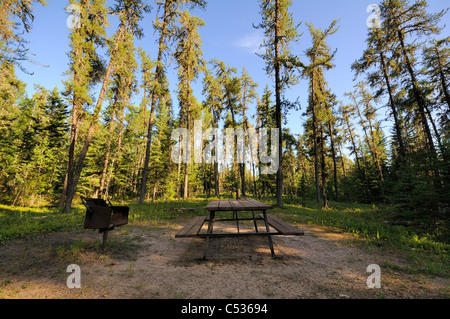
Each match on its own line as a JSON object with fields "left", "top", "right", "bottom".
{"left": 302, "top": 19, "right": 339, "bottom": 205}
{"left": 139, "top": 0, "right": 206, "bottom": 203}
{"left": 63, "top": 0, "right": 150, "bottom": 213}
{"left": 325, "top": 96, "right": 339, "bottom": 202}
{"left": 339, "top": 102, "right": 369, "bottom": 202}
{"left": 101, "top": 30, "right": 138, "bottom": 199}
{"left": 352, "top": 27, "right": 406, "bottom": 159}
{"left": 173, "top": 10, "right": 205, "bottom": 199}
{"left": 255, "top": 0, "right": 303, "bottom": 206}
{"left": 256, "top": 85, "right": 276, "bottom": 198}
{"left": 202, "top": 59, "right": 226, "bottom": 197}
{"left": 60, "top": 0, "right": 108, "bottom": 209}
{"left": 0, "top": 0, "right": 47, "bottom": 71}
{"left": 381, "top": 0, "right": 447, "bottom": 158}
{"left": 422, "top": 37, "right": 450, "bottom": 137}
{"left": 224, "top": 76, "right": 242, "bottom": 199}
{"left": 238, "top": 68, "right": 258, "bottom": 197}
{"left": 346, "top": 84, "right": 385, "bottom": 183}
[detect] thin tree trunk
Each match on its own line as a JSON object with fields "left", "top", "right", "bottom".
{"left": 434, "top": 46, "right": 450, "bottom": 112}
{"left": 183, "top": 84, "right": 191, "bottom": 200}
{"left": 379, "top": 51, "right": 405, "bottom": 158}
{"left": 311, "top": 72, "right": 321, "bottom": 203}
{"left": 274, "top": 0, "right": 283, "bottom": 206}
{"left": 424, "top": 104, "right": 444, "bottom": 154}
{"left": 98, "top": 108, "right": 116, "bottom": 198}
{"left": 106, "top": 105, "right": 124, "bottom": 199}
{"left": 352, "top": 94, "right": 383, "bottom": 181}
{"left": 320, "top": 125, "right": 328, "bottom": 209}
{"left": 440, "top": 70, "right": 450, "bottom": 110}
{"left": 212, "top": 113, "right": 220, "bottom": 198}
{"left": 59, "top": 46, "right": 81, "bottom": 209}
{"left": 344, "top": 117, "right": 360, "bottom": 171}
{"left": 338, "top": 145, "right": 346, "bottom": 178}
{"left": 328, "top": 121, "right": 338, "bottom": 201}
{"left": 152, "top": 180, "right": 158, "bottom": 202}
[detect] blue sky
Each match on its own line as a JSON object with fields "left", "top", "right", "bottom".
{"left": 18, "top": 0, "right": 450, "bottom": 137}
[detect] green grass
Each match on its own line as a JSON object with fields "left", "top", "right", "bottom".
{"left": 0, "top": 197, "right": 448, "bottom": 277}
{"left": 0, "top": 198, "right": 213, "bottom": 243}
{"left": 126, "top": 198, "right": 211, "bottom": 221}
{"left": 273, "top": 200, "right": 448, "bottom": 255}
{"left": 0, "top": 204, "right": 85, "bottom": 242}
{"left": 269, "top": 199, "right": 449, "bottom": 277}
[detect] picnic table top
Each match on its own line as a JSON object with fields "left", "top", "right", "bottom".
{"left": 204, "top": 199, "right": 273, "bottom": 211}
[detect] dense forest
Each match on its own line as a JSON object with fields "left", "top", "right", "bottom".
{"left": 0, "top": 0, "right": 448, "bottom": 232}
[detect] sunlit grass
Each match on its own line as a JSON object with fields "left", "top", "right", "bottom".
{"left": 0, "top": 204, "right": 85, "bottom": 242}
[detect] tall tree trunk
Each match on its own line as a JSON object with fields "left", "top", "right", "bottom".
{"left": 311, "top": 72, "right": 321, "bottom": 203}
{"left": 98, "top": 108, "right": 116, "bottom": 198}
{"left": 344, "top": 116, "right": 361, "bottom": 174}
{"left": 249, "top": 130, "right": 257, "bottom": 197}
{"left": 433, "top": 46, "right": 450, "bottom": 112}
{"left": 176, "top": 135, "right": 182, "bottom": 197}
{"left": 212, "top": 113, "right": 220, "bottom": 198}
{"left": 226, "top": 93, "right": 240, "bottom": 199}
{"left": 183, "top": 83, "right": 191, "bottom": 199}
{"left": 424, "top": 104, "right": 444, "bottom": 155}
{"left": 440, "top": 70, "right": 450, "bottom": 110}
{"left": 214, "top": 161, "right": 219, "bottom": 197}
{"left": 152, "top": 180, "right": 158, "bottom": 202}
{"left": 106, "top": 105, "right": 124, "bottom": 199}
{"left": 274, "top": 0, "right": 283, "bottom": 206}
{"left": 328, "top": 121, "right": 338, "bottom": 201}
{"left": 379, "top": 51, "right": 405, "bottom": 158}
{"left": 320, "top": 125, "right": 328, "bottom": 209}
{"left": 59, "top": 44, "right": 81, "bottom": 209}
{"left": 338, "top": 145, "right": 346, "bottom": 178}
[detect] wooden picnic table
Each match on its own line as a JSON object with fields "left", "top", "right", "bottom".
{"left": 175, "top": 199, "right": 304, "bottom": 259}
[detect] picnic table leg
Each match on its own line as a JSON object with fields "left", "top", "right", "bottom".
{"left": 101, "top": 230, "right": 109, "bottom": 250}
{"left": 251, "top": 212, "right": 259, "bottom": 233}
{"left": 262, "top": 210, "right": 275, "bottom": 258}
{"left": 203, "top": 211, "right": 215, "bottom": 259}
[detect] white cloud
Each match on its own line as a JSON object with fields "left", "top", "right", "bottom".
{"left": 233, "top": 31, "right": 265, "bottom": 54}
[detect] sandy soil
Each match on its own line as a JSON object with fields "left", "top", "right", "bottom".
{"left": 0, "top": 217, "right": 448, "bottom": 299}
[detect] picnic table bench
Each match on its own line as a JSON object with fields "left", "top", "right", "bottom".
{"left": 175, "top": 199, "right": 304, "bottom": 259}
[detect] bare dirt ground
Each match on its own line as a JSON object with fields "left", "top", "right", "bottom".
{"left": 0, "top": 217, "right": 448, "bottom": 299}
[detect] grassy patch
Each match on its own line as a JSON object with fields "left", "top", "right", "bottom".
{"left": 0, "top": 204, "right": 85, "bottom": 243}
{"left": 0, "top": 198, "right": 209, "bottom": 243}
{"left": 271, "top": 199, "right": 449, "bottom": 277}
{"left": 126, "top": 198, "right": 210, "bottom": 221}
